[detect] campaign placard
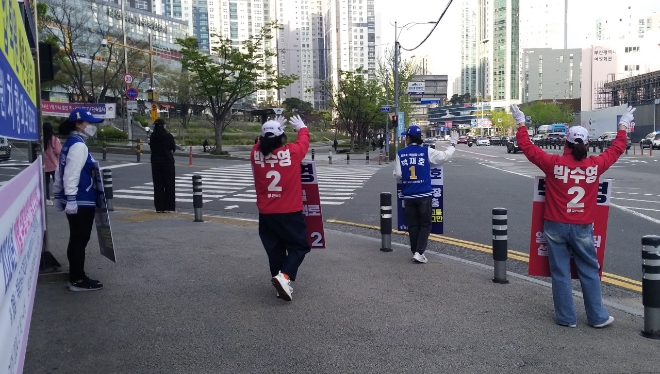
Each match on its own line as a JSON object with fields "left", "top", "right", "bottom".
{"left": 528, "top": 176, "right": 611, "bottom": 278}
{"left": 397, "top": 165, "right": 444, "bottom": 234}
{"left": 94, "top": 163, "right": 116, "bottom": 263}
{"left": 301, "top": 161, "right": 326, "bottom": 248}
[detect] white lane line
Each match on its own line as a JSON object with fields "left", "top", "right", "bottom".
{"left": 100, "top": 163, "right": 141, "bottom": 169}
{"left": 114, "top": 189, "right": 226, "bottom": 198}
{"left": 644, "top": 194, "right": 654, "bottom": 196}
{"left": 611, "top": 197, "right": 660, "bottom": 204}
{"left": 616, "top": 206, "right": 660, "bottom": 212}
{"left": 219, "top": 197, "right": 345, "bottom": 205}
{"left": 112, "top": 194, "right": 212, "bottom": 203}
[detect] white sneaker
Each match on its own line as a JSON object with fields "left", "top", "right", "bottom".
{"left": 271, "top": 272, "right": 293, "bottom": 301}
{"left": 592, "top": 316, "right": 614, "bottom": 328}
{"left": 46, "top": 199, "right": 54, "bottom": 206}
{"left": 412, "top": 252, "right": 428, "bottom": 263}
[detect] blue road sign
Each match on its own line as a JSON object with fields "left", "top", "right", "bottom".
{"left": 126, "top": 87, "right": 139, "bottom": 100}
{"left": 380, "top": 106, "right": 391, "bottom": 113}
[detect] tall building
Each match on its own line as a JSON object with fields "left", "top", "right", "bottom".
{"left": 459, "top": 0, "right": 477, "bottom": 97}
{"left": 490, "top": 0, "right": 520, "bottom": 108}
{"left": 596, "top": 7, "right": 660, "bottom": 41}
{"left": 519, "top": 0, "right": 565, "bottom": 49}
{"left": 521, "top": 48, "right": 581, "bottom": 103}
{"left": 157, "top": 0, "right": 210, "bottom": 54}
{"left": 410, "top": 55, "right": 433, "bottom": 75}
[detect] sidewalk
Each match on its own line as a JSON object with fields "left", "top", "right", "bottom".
{"left": 26, "top": 208, "right": 660, "bottom": 373}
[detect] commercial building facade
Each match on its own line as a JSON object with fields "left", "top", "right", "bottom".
{"left": 521, "top": 48, "right": 582, "bottom": 103}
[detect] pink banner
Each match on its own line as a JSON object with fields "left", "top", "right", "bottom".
{"left": 41, "top": 101, "right": 116, "bottom": 119}
{"left": 301, "top": 162, "right": 326, "bottom": 248}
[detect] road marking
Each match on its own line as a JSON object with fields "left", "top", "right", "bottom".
{"left": 616, "top": 206, "right": 660, "bottom": 212}
{"left": 224, "top": 205, "right": 239, "bottom": 210}
{"left": 612, "top": 197, "right": 660, "bottom": 204}
{"left": 99, "top": 163, "right": 141, "bottom": 169}
{"left": 112, "top": 194, "right": 211, "bottom": 203}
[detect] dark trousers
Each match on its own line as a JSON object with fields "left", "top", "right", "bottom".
{"left": 258, "top": 212, "right": 311, "bottom": 281}
{"left": 66, "top": 207, "right": 96, "bottom": 281}
{"left": 151, "top": 163, "right": 176, "bottom": 211}
{"left": 404, "top": 197, "right": 433, "bottom": 255}
{"left": 44, "top": 171, "right": 55, "bottom": 199}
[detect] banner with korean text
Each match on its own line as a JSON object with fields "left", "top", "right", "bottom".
{"left": 41, "top": 102, "right": 117, "bottom": 119}
{"left": 397, "top": 165, "right": 444, "bottom": 234}
{"left": 0, "top": 157, "right": 44, "bottom": 373}
{"left": 528, "top": 176, "right": 612, "bottom": 278}
{"left": 301, "top": 162, "right": 326, "bottom": 248}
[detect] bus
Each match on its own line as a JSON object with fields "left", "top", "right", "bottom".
{"left": 537, "top": 124, "right": 567, "bottom": 135}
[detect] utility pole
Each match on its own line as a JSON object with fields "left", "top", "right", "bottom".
{"left": 385, "top": 78, "right": 390, "bottom": 163}
{"left": 564, "top": 0, "right": 568, "bottom": 49}
{"left": 121, "top": 0, "right": 132, "bottom": 145}
{"left": 393, "top": 21, "right": 399, "bottom": 154}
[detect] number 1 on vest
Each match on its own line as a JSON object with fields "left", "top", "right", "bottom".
{"left": 409, "top": 166, "right": 417, "bottom": 180}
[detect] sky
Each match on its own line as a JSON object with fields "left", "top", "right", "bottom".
{"left": 376, "top": 0, "right": 660, "bottom": 95}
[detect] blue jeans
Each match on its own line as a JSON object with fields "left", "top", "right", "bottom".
{"left": 543, "top": 220, "right": 610, "bottom": 326}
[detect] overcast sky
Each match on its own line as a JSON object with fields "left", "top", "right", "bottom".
{"left": 376, "top": 0, "right": 660, "bottom": 94}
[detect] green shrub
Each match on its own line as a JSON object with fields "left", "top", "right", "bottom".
{"left": 133, "top": 115, "right": 149, "bottom": 126}
{"left": 97, "top": 126, "right": 128, "bottom": 140}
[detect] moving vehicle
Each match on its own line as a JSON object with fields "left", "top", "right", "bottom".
{"left": 457, "top": 135, "right": 468, "bottom": 144}
{"left": 640, "top": 131, "right": 660, "bottom": 150}
{"left": 476, "top": 137, "right": 490, "bottom": 146}
{"left": 0, "top": 137, "right": 10, "bottom": 162}
{"left": 490, "top": 136, "right": 501, "bottom": 146}
{"left": 545, "top": 132, "right": 566, "bottom": 145}
{"left": 423, "top": 138, "right": 436, "bottom": 149}
{"left": 506, "top": 137, "right": 520, "bottom": 154}
{"left": 599, "top": 132, "right": 632, "bottom": 150}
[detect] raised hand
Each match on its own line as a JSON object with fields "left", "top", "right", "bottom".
{"left": 618, "top": 106, "right": 636, "bottom": 129}
{"left": 511, "top": 104, "right": 526, "bottom": 125}
{"left": 289, "top": 115, "right": 307, "bottom": 132}
{"left": 274, "top": 115, "right": 287, "bottom": 126}
{"left": 449, "top": 130, "right": 459, "bottom": 146}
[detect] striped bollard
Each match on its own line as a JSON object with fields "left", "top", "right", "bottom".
{"left": 347, "top": 153, "right": 350, "bottom": 165}
{"left": 136, "top": 139, "right": 142, "bottom": 163}
{"left": 641, "top": 235, "right": 660, "bottom": 339}
{"left": 102, "top": 139, "right": 107, "bottom": 161}
{"left": 380, "top": 192, "right": 392, "bottom": 252}
{"left": 192, "top": 175, "right": 204, "bottom": 222}
{"left": 312, "top": 148, "right": 315, "bottom": 161}
{"left": 102, "top": 169, "right": 114, "bottom": 211}
{"left": 366, "top": 151, "right": 370, "bottom": 165}
{"left": 328, "top": 150, "right": 333, "bottom": 164}
{"left": 492, "top": 207, "right": 509, "bottom": 284}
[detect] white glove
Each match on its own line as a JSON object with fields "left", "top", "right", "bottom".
{"left": 511, "top": 104, "right": 526, "bottom": 125}
{"left": 274, "top": 115, "right": 287, "bottom": 126}
{"left": 449, "top": 130, "right": 459, "bottom": 146}
{"left": 65, "top": 201, "right": 78, "bottom": 215}
{"left": 289, "top": 115, "right": 307, "bottom": 132}
{"left": 618, "top": 106, "right": 636, "bottom": 128}
{"left": 54, "top": 199, "right": 64, "bottom": 212}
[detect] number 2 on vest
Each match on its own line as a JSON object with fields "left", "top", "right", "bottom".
{"left": 266, "top": 170, "right": 282, "bottom": 191}
{"left": 409, "top": 166, "right": 417, "bottom": 180}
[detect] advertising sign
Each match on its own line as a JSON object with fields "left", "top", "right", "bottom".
{"left": 301, "top": 162, "right": 326, "bottom": 248}
{"left": 41, "top": 102, "right": 117, "bottom": 119}
{"left": 0, "top": 0, "right": 38, "bottom": 141}
{"left": 0, "top": 157, "right": 44, "bottom": 373}
{"left": 95, "top": 164, "right": 116, "bottom": 262}
{"left": 528, "top": 176, "right": 612, "bottom": 278}
{"left": 397, "top": 111, "right": 405, "bottom": 135}
{"left": 397, "top": 165, "right": 444, "bottom": 234}
{"left": 407, "top": 82, "right": 425, "bottom": 95}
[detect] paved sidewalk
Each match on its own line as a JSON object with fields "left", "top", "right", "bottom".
{"left": 26, "top": 208, "right": 660, "bottom": 373}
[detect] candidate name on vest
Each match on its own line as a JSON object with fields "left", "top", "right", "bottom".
{"left": 398, "top": 145, "right": 432, "bottom": 199}
{"left": 58, "top": 134, "right": 97, "bottom": 207}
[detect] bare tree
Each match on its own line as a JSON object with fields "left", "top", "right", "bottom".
{"left": 376, "top": 47, "right": 420, "bottom": 126}
{"left": 158, "top": 68, "right": 207, "bottom": 129}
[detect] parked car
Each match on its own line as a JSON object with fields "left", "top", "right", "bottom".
{"left": 640, "top": 131, "right": 660, "bottom": 150}
{"left": 490, "top": 136, "right": 501, "bottom": 146}
{"left": 501, "top": 136, "right": 510, "bottom": 144}
{"left": 531, "top": 134, "right": 544, "bottom": 144}
{"left": 457, "top": 135, "right": 468, "bottom": 144}
{"left": 476, "top": 137, "right": 490, "bottom": 146}
{"left": 506, "top": 137, "right": 520, "bottom": 154}
{"left": 545, "top": 132, "right": 566, "bottom": 145}
{"left": 599, "top": 132, "right": 632, "bottom": 150}
{"left": 423, "top": 138, "right": 436, "bottom": 148}
{"left": 0, "top": 137, "right": 10, "bottom": 162}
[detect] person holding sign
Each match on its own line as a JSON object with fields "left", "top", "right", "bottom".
{"left": 53, "top": 109, "right": 105, "bottom": 292}
{"left": 251, "top": 115, "right": 311, "bottom": 301}
{"left": 513, "top": 104, "right": 634, "bottom": 328}
{"left": 393, "top": 126, "right": 458, "bottom": 263}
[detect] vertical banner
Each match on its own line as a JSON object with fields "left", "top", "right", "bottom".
{"left": 528, "top": 176, "right": 611, "bottom": 278}
{"left": 301, "top": 161, "right": 326, "bottom": 248}
{"left": 397, "top": 165, "right": 444, "bottom": 234}
{"left": 94, "top": 163, "right": 116, "bottom": 263}
{"left": 0, "top": 157, "right": 44, "bottom": 373}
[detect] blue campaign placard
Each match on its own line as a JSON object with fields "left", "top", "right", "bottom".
{"left": 397, "top": 165, "right": 444, "bottom": 234}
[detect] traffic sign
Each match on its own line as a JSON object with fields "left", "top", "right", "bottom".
{"left": 380, "top": 106, "right": 391, "bottom": 113}
{"left": 127, "top": 100, "right": 138, "bottom": 112}
{"left": 126, "top": 87, "right": 139, "bottom": 100}
{"left": 273, "top": 108, "right": 284, "bottom": 115}
{"left": 123, "top": 73, "right": 134, "bottom": 85}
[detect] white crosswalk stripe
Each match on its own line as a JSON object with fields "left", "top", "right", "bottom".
{"left": 112, "top": 164, "right": 383, "bottom": 206}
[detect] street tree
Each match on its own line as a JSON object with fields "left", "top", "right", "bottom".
{"left": 257, "top": 96, "right": 280, "bottom": 109}
{"left": 158, "top": 68, "right": 207, "bottom": 129}
{"left": 520, "top": 101, "right": 575, "bottom": 128}
{"left": 176, "top": 22, "right": 297, "bottom": 153}
{"left": 376, "top": 47, "right": 420, "bottom": 127}
{"left": 490, "top": 110, "right": 516, "bottom": 135}
{"left": 282, "top": 98, "right": 314, "bottom": 120}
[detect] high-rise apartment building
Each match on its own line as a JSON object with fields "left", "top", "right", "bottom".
{"left": 459, "top": 0, "right": 477, "bottom": 97}
{"left": 596, "top": 7, "right": 660, "bottom": 41}
{"left": 522, "top": 48, "right": 581, "bottom": 103}
{"left": 519, "top": 0, "right": 565, "bottom": 50}
{"left": 157, "top": 0, "right": 210, "bottom": 54}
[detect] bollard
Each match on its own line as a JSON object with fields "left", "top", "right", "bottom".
{"left": 592, "top": 143, "right": 597, "bottom": 153}
{"left": 366, "top": 151, "right": 370, "bottom": 165}
{"left": 558, "top": 141, "right": 562, "bottom": 151}
{"left": 347, "top": 153, "right": 350, "bottom": 164}
{"left": 553, "top": 142, "right": 557, "bottom": 150}
{"left": 642, "top": 145, "right": 644, "bottom": 156}
{"left": 102, "top": 169, "right": 114, "bottom": 211}
{"left": 634, "top": 144, "right": 636, "bottom": 155}
{"left": 600, "top": 143, "right": 604, "bottom": 153}
{"left": 102, "top": 139, "right": 107, "bottom": 161}
{"left": 136, "top": 139, "right": 142, "bottom": 163}
{"left": 651, "top": 147, "right": 653, "bottom": 157}
{"left": 641, "top": 235, "right": 660, "bottom": 339}
{"left": 328, "top": 150, "right": 333, "bottom": 164}
{"left": 192, "top": 175, "right": 204, "bottom": 222}
{"left": 189, "top": 146, "right": 193, "bottom": 166}
{"left": 626, "top": 145, "right": 628, "bottom": 155}
{"left": 378, "top": 151, "right": 382, "bottom": 165}
{"left": 312, "top": 148, "right": 315, "bottom": 161}
{"left": 380, "top": 192, "right": 393, "bottom": 252}
{"left": 492, "top": 207, "right": 509, "bottom": 284}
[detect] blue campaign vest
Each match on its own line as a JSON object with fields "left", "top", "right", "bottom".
{"left": 398, "top": 145, "right": 432, "bottom": 199}
{"left": 57, "top": 134, "right": 97, "bottom": 207}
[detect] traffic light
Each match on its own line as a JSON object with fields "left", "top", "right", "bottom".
{"left": 39, "top": 42, "right": 61, "bottom": 83}
{"left": 392, "top": 114, "right": 398, "bottom": 124}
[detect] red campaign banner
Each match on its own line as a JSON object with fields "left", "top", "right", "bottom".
{"left": 301, "top": 161, "right": 326, "bottom": 248}
{"left": 528, "top": 176, "right": 611, "bottom": 278}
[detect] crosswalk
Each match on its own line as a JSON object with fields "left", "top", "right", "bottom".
{"left": 113, "top": 164, "right": 383, "bottom": 206}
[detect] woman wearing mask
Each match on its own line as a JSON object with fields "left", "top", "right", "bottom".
{"left": 43, "top": 122, "right": 62, "bottom": 206}
{"left": 251, "top": 115, "right": 310, "bottom": 301}
{"left": 53, "top": 108, "right": 105, "bottom": 291}
{"left": 513, "top": 104, "right": 634, "bottom": 328}
{"left": 149, "top": 119, "right": 176, "bottom": 213}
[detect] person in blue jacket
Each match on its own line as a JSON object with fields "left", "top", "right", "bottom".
{"left": 53, "top": 108, "right": 105, "bottom": 291}
{"left": 394, "top": 126, "right": 458, "bottom": 263}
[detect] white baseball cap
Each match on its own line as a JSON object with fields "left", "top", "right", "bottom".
{"left": 566, "top": 126, "right": 589, "bottom": 144}
{"left": 261, "top": 120, "right": 284, "bottom": 137}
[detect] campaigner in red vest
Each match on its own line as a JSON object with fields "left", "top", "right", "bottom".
{"left": 514, "top": 104, "right": 634, "bottom": 328}
{"left": 251, "top": 115, "right": 311, "bottom": 301}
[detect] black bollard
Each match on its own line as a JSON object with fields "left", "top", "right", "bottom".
{"left": 380, "top": 192, "right": 392, "bottom": 252}
{"left": 136, "top": 139, "right": 142, "bottom": 163}
{"left": 347, "top": 153, "right": 350, "bottom": 164}
{"left": 492, "top": 207, "right": 509, "bottom": 284}
{"left": 641, "top": 235, "right": 660, "bottom": 339}
{"left": 366, "top": 151, "right": 370, "bottom": 165}
{"left": 102, "top": 139, "right": 107, "bottom": 161}
{"left": 193, "top": 175, "right": 204, "bottom": 222}
{"left": 592, "top": 142, "right": 597, "bottom": 152}
{"left": 312, "top": 148, "right": 315, "bottom": 161}
{"left": 102, "top": 169, "right": 114, "bottom": 211}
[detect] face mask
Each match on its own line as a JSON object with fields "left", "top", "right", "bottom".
{"left": 84, "top": 125, "right": 97, "bottom": 137}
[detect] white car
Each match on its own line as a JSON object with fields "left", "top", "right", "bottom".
{"left": 476, "top": 137, "right": 490, "bottom": 146}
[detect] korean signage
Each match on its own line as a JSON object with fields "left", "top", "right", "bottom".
{"left": 528, "top": 176, "right": 612, "bottom": 278}
{"left": 41, "top": 102, "right": 117, "bottom": 119}
{"left": 95, "top": 164, "right": 116, "bottom": 263}
{"left": 407, "top": 82, "right": 425, "bottom": 95}
{"left": 397, "top": 165, "right": 444, "bottom": 235}
{"left": 301, "top": 162, "right": 326, "bottom": 248}
{"left": 107, "top": 8, "right": 168, "bottom": 33}
{"left": 0, "top": 157, "right": 44, "bottom": 373}
{"left": 0, "top": 0, "right": 38, "bottom": 141}
{"left": 397, "top": 111, "right": 405, "bottom": 135}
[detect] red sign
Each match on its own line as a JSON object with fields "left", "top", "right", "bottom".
{"left": 301, "top": 161, "right": 326, "bottom": 248}
{"left": 528, "top": 177, "right": 612, "bottom": 278}
{"left": 123, "top": 73, "right": 134, "bottom": 85}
